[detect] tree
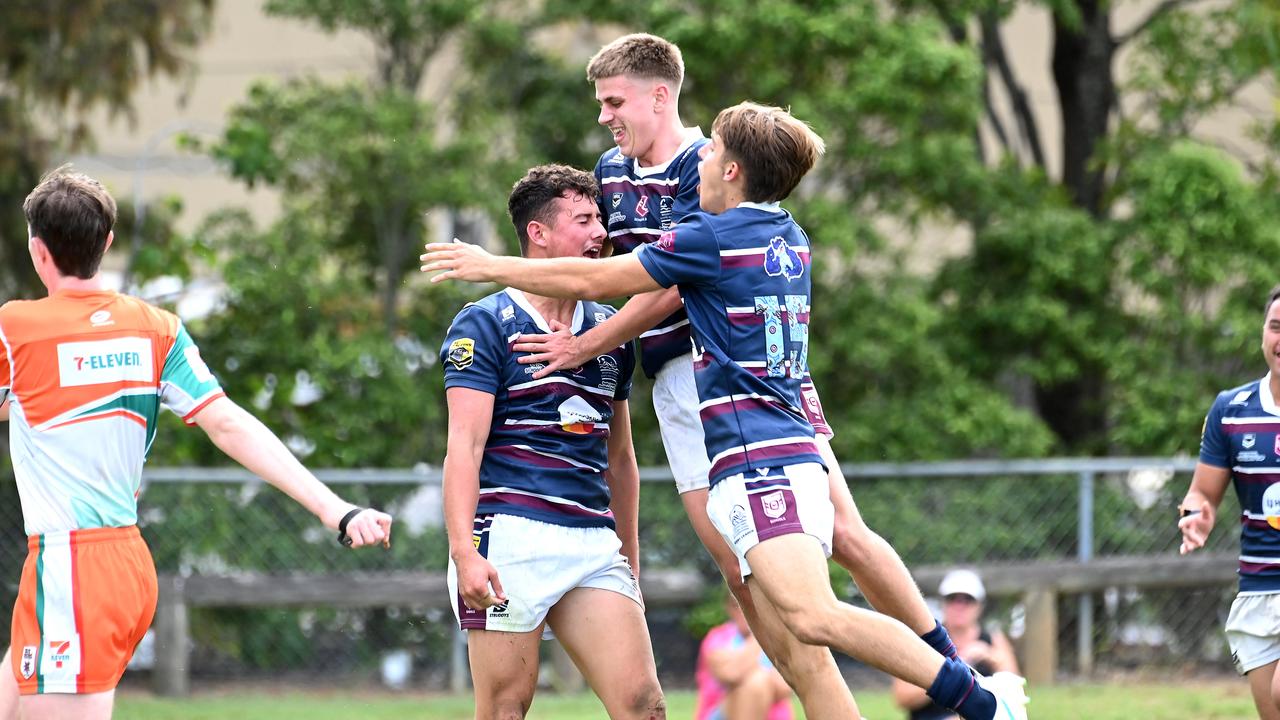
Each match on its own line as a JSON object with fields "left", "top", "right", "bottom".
{"left": 0, "top": 0, "right": 215, "bottom": 301}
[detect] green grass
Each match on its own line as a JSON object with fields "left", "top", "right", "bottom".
{"left": 115, "top": 681, "right": 1259, "bottom": 719}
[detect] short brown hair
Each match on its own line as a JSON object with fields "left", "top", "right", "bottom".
{"left": 712, "top": 102, "right": 825, "bottom": 203}
{"left": 586, "top": 33, "right": 684, "bottom": 91}
{"left": 23, "top": 167, "right": 117, "bottom": 279}
{"left": 508, "top": 165, "right": 600, "bottom": 256}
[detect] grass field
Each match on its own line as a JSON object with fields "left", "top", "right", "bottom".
{"left": 115, "top": 681, "right": 1260, "bottom": 719}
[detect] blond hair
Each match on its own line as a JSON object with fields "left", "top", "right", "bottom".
{"left": 586, "top": 33, "right": 684, "bottom": 92}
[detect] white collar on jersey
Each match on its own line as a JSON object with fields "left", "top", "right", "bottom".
{"left": 633, "top": 127, "right": 706, "bottom": 177}
{"left": 504, "top": 288, "right": 584, "bottom": 334}
{"left": 736, "top": 201, "right": 783, "bottom": 213}
{"left": 1261, "top": 373, "right": 1280, "bottom": 416}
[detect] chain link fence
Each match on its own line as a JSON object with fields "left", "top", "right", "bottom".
{"left": 0, "top": 458, "right": 1242, "bottom": 690}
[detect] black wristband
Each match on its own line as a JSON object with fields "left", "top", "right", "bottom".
{"left": 337, "top": 507, "right": 365, "bottom": 547}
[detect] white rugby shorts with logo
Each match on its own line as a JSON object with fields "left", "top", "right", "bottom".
{"left": 447, "top": 513, "right": 640, "bottom": 637}
{"left": 705, "top": 462, "right": 834, "bottom": 579}
{"left": 1226, "top": 591, "right": 1280, "bottom": 674}
{"left": 652, "top": 356, "right": 713, "bottom": 494}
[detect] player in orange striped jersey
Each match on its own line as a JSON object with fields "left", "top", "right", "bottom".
{"left": 0, "top": 169, "right": 393, "bottom": 720}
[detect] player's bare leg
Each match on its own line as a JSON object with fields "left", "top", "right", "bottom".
{"left": 818, "top": 437, "right": 945, "bottom": 637}
{"left": 747, "top": 533, "right": 946, "bottom": 688}
{"left": 547, "top": 587, "right": 665, "bottom": 720}
{"left": 20, "top": 692, "right": 115, "bottom": 720}
{"left": 1249, "top": 659, "right": 1280, "bottom": 720}
{"left": 681, "top": 489, "right": 860, "bottom": 720}
{"left": 466, "top": 626, "right": 543, "bottom": 720}
{"left": 0, "top": 649, "right": 17, "bottom": 720}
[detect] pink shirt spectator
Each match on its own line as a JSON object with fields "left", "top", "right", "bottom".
{"left": 695, "top": 621, "right": 794, "bottom": 720}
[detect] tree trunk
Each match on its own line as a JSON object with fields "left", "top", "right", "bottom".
{"left": 1052, "top": 0, "right": 1115, "bottom": 218}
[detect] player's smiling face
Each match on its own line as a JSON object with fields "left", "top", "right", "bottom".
{"left": 595, "top": 75, "right": 659, "bottom": 163}
{"left": 539, "top": 191, "right": 606, "bottom": 260}
{"left": 1262, "top": 297, "right": 1280, "bottom": 377}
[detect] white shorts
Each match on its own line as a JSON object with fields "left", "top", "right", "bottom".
{"left": 1226, "top": 592, "right": 1280, "bottom": 674}
{"left": 705, "top": 463, "right": 834, "bottom": 579}
{"left": 653, "top": 357, "right": 711, "bottom": 494}
{"left": 447, "top": 514, "right": 640, "bottom": 637}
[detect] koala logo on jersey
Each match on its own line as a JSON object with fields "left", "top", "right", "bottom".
{"left": 597, "top": 354, "right": 620, "bottom": 395}
{"left": 764, "top": 236, "right": 803, "bottom": 281}
{"left": 447, "top": 338, "right": 475, "bottom": 370}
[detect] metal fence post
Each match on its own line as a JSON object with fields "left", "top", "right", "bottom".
{"left": 1077, "top": 470, "right": 1095, "bottom": 677}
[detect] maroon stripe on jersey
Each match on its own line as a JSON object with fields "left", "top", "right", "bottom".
{"left": 699, "top": 396, "right": 795, "bottom": 422}
{"left": 720, "top": 249, "right": 811, "bottom": 270}
{"left": 599, "top": 180, "right": 677, "bottom": 197}
{"left": 507, "top": 381, "right": 611, "bottom": 403}
{"left": 481, "top": 491, "right": 614, "bottom": 520}
{"left": 1239, "top": 559, "right": 1280, "bottom": 574}
{"left": 487, "top": 445, "right": 582, "bottom": 470}
{"left": 1232, "top": 473, "right": 1280, "bottom": 484}
{"left": 1243, "top": 516, "right": 1277, "bottom": 530}
{"left": 710, "top": 441, "right": 821, "bottom": 480}
{"left": 1224, "top": 423, "right": 1280, "bottom": 434}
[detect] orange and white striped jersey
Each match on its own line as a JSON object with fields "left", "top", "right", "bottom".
{"left": 0, "top": 289, "right": 224, "bottom": 535}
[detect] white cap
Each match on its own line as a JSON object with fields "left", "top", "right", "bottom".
{"left": 938, "top": 569, "right": 986, "bottom": 602}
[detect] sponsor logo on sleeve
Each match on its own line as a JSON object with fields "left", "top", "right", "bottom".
{"left": 447, "top": 338, "right": 475, "bottom": 370}
{"left": 56, "top": 338, "right": 154, "bottom": 387}
{"left": 655, "top": 230, "right": 676, "bottom": 252}
{"left": 1231, "top": 390, "right": 1253, "bottom": 405}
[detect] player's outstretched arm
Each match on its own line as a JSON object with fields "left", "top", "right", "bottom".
{"left": 443, "top": 387, "right": 507, "bottom": 610}
{"left": 420, "top": 240, "right": 661, "bottom": 301}
{"left": 1178, "top": 462, "right": 1229, "bottom": 555}
{"left": 192, "top": 396, "right": 391, "bottom": 548}
{"left": 604, "top": 400, "right": 641, "bottom": 580}
{"left": 515, "top": 288, "right": 683, "bottom": 379}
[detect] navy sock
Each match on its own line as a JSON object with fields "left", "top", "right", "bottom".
{"left": 927, "top": 657, "right": 997, "bottom": 720}
{"left": 921, "top": 620, "right": 960, "bottom": 662}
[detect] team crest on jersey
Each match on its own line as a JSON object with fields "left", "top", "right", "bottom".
{"left": 612, "top": 193, "right": 623, "bottom": 208}
{"left": 760, "top": 490, "right": 788, "bottom": 520}
{"left": 19, "top": 646, "right": 35, "bottom": 679}
{"left": 501, "top": 305, "right": 516, "bottom": 322}
{"left": 447, "top": 338, "right": 475, "bottom": 370}
{"left": 635, "top": 196, "right": 650, "bottom": 218}
{"left": 764, "top": 236, "right": 803, "bottom": 281}
{"left": 1245, "top": 434, "right": 1257, "bottom": 449}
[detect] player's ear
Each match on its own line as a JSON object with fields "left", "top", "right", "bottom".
{"left": 526, "top": 220, "right": 549, "bottom": 249}
{"left": 103, "top": 230, "right": 114, "bottom": 253}
{"left": 652, "top": 83, "right": 670, "bottom": 113}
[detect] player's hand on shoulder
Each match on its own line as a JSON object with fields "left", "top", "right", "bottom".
{"left": 514, "top": 319, "right": 582, "bottom": 379}
{"left": 420, "top": 238, "right": 496, "bottom": 283}
{"left": 456, "top": 552, "right": 507, "bottom": 611}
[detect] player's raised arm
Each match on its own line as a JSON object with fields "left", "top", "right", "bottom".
{"left": 421, "top": 240, "right": 662, "bottom": 301}
{"left": 514, "top": 288, "right": 683, "bottom": 379}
